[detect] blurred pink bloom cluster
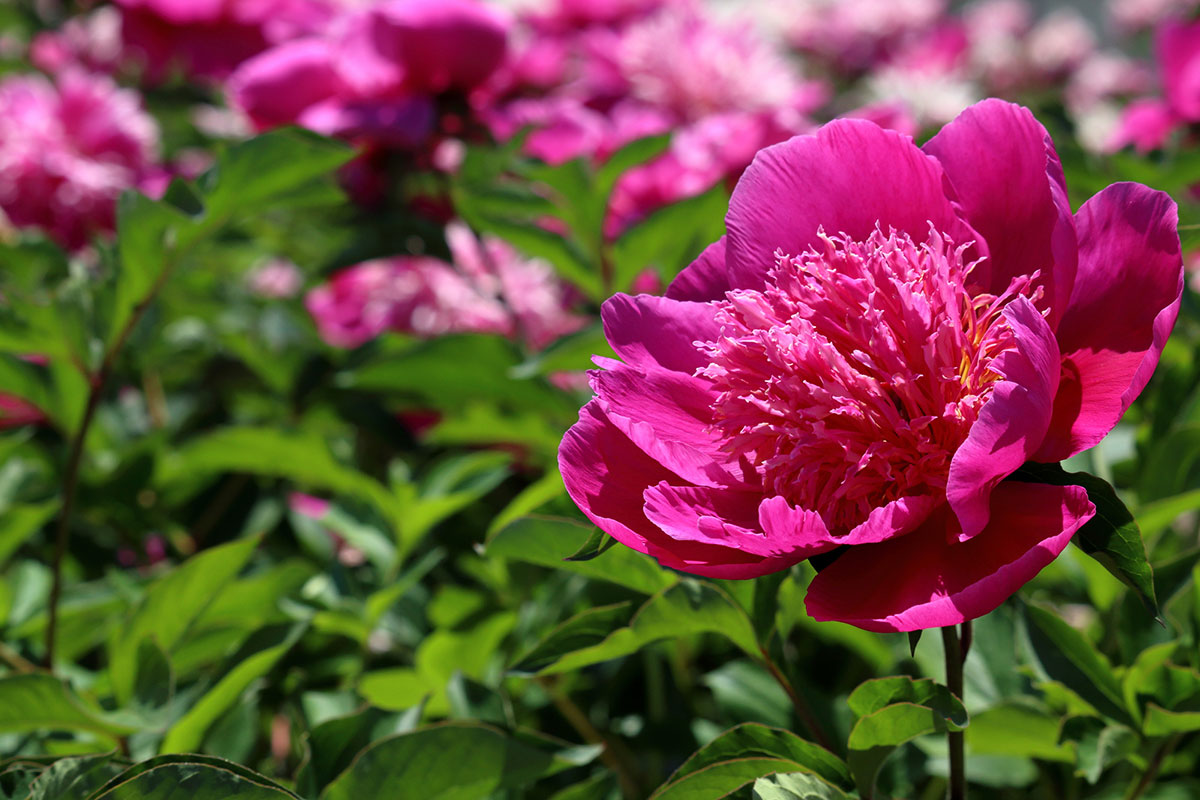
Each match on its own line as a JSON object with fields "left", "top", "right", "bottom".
{"left": 306, "top": 222, "right": 583, "bottom": 349}
{"left": 482, "top": 0, "right": 824, "bottom": 234}
{"left": 1109, "top": 13, "right": 1200, "bottom": 152}
{"left": 0, "top": 69, "right": 159, "bottom": 250}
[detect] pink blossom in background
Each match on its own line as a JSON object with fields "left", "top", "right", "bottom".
{"left": 614, "top": 6, "right": 821, "bottom": 122}
{"left": 30, "top": 6, "right": 124, "bottom": 76}
{"left": 560, "top": 100, "right": 1183, "bottom": 632}
{"left": 0, "top": 394, "right": 45, "bottom": 430}
{"left": 248, "top": 260, "right": 304, "bottom": 299}
{"left": 115, "top": 0, "right": 340, "bottom": 82}
{"left": 0, "top": 70, "right": 159, "bottom": 250}
{"left": 289, "top": 492, "right": 332, "bottom": 519}
{"left": 787, "top": 0, "right": 946, "bottom": 73}
{"left": 1108, "top": 14, "right": 1200, "bottom": 152}
{"left": 307, "top": 222, "right": 582, "bottom": 350}
{"left": 229, "top": 0, "right": 508, "bottom": 152}
{"left": 1109, "top": 0, "right": 1199, "bottom": 34}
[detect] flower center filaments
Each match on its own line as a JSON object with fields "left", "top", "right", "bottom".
{"left": 700, "top": 227, "right": 1043, "bottom": 534}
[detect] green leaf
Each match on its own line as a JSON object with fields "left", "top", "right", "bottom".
{"left": 847, "top": 677, "right": 968, "bottom": 727}
{"left": 1068, "top": 720, "right": 1139, "bottom": 783}
{"left": 1013, "top": 464, "right": 1157, "bottom": 615}
{"left": 0, "top": 500, "right": 55, "bottom": 569}
{"left": 28, "top": 754, "right": 125, "bottom": 800}
{"left": 651, "top": 760, "right": 812, "bottom": 800}
{"left": 87, "top": 757, "right": 299, "bottom": 800}
{"left": 594, "top": 134, "right": 672, "bottom": 203}
{"left": 509, "top": 322, "right": 616, "bottom": 379}
{"left": 1023, "top": 604, "right": 1130, "bottom": 723}
{"left": 0, "top": 675, "right": 136, "bottom": 739}
{"left": 487, "top": 516, "right": 676, "bottom": 595}
{"left": 296, "top": 705, "right": 425, "bottom": 798}
{"left": 748, "top": 772, "right": 851, "bottom": 800}
{"left": 160, "top": 625, "right": 303, "bottom": 754}
{"left": 528, "top": 579, "right": 761, "bottom": 675}
{"left": 340, "top": 334, "right": 570, "bottom": 413}
{"left": 669, "top": 723, "right": 850, "bottom": 790}
{"left": 1143, "top": 703, "right": 1200, "bottom": 735}
{"left": 510, "top": 602, "right": 636, "bottom": 675}
{"left": 200, "top": 128, "right": 352, "bottom": 219}
{"left": 847, "top": 700, "right": 967, "bottom": 798}
{"left": 156, "top": 428, "right": 404, "bottom": 550}
{"left": 611, "top": 185, "right": 727, "bottom": 291}
{"left": 563, "top": 527, "right": 618, "bottom": 562}
{"left": 108, "top": 537, "right": 259, "bottom": 705}
{"left": 964, "top": 703, "right": 1073, "bottom": 763}
{"left": 317, "top": 722, "right": 560, "bottom": 800}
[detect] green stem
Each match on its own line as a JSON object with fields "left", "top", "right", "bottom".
{"left": 760, "top": 648, "right": 836, "bottom": 753}
{"left": 942, "top": 625, "right": 966, "bottom": 800}
{"left": 1123, "top": 734, "right": 1182, "bottom": 800}
{"left": 44, "top": 245, "right": 183, "bottom": 668}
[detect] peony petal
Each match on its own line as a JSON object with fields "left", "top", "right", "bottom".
{"left": 724, "top": 120, "right": 977, "bottom": 291}
{"left": 805, "top": 482, "right": 1095, "bottom": 632}
{"left": 558, "top": 400, "right": 683, "bottom": 556}
{"left": 591, "top": 364, "right": 745, "bottom": 488}
{"left": 947, "top": 296, "right": 1060, "bottom": 540}
{"left": 757, "top": 493, "right": 937, "bottom": 554}
{"left": 667, "top": 235, "right": 731, "bottom": 302}
{"left": 923, "top": 99, "right": 1078, "bottom": 329}
{"left": 643, "top": 482, "right": 773, "bottom": 555}
{"left": 1035, "top": 183, "right": 1183, "bottom": 462}
{"left": 601, "top": 293, "right": 721, "bottom": 374}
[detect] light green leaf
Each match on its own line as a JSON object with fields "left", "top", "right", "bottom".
{"left": 88, "top": 757, "right": 300, "bottom": 800}
{"left": 611, "top": 185, "right": 727, "bottom": 291}
{"left": 510, "top": 602, "right": 636, "bottom": 675}
{"left": 108, "top": 537, "right": 259, "bottom": 705}
{"left": 530, "top": 580, "right": 760, "bottom": 675}
{"left": 1024, "top": 604, "right": 1129, "bottom": 723}
{"left": 28, "top": 754, "right": 126, "bottom": 800}
{"left": 318, "top": 722, "right": 558, "bottom": 800}
{"left": 669, "top": 723, "right": 850, "bottom": 790}
{"left": 651, "top": 760, "right": 807, "bottom": 800}
{"left": 160, "top": 626, "right": 303, "bottom": 754}
{"left": 750, "top": 772, "right": 850, "bottom": 800}
{"left": 487, "top": 516, "right": 676, "bottom": 595}
{"left": 0, "top": 675, "right": 136, "bottom": 739}
{"left": 847, "top": 699, "right": 967, "bottom": 797}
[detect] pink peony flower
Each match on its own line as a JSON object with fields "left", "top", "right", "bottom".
{"left": 1158, "top": 15, "right": 1200, "bottom": 122}
{"left": 306, "top": 222, "right": 582, "bottom": 350}
{"left": 0, "top": 70, "right": 159, "bottom": 250}
{"left": 559, "top": 100, "right": 1183, "bottom": 632}
{"left": 788, "top": 0, "right": 947, "bottom": 73}
{"left": 1109, "top": 97, "right": 1180, "bottom": 152}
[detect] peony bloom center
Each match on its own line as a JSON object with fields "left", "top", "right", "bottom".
{"left": 699, "top": 227, "right": 1043, "bottom": 534}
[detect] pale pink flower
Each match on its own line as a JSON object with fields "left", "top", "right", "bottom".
{"left": 248, "top": 260, "right": 304, "bottom": 299}
{"left": 30, "top": 6, "right": 124, "bottom": 76}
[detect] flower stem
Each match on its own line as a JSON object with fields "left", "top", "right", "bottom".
{"left": 1123, "top": 733, "right": 1182, "bottom": 800}
{"left": 760, "top": 648, "right": 836, "bottom": 753}
{"left": 44, "top": 243, "right": 183, "bottom": 669}
{"left": 942, "top": 624, "right": 967, "bottom": 800}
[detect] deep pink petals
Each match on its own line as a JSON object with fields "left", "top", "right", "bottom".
{"left": 591, "top": 364, "right": 743, "bottom": 487}
{"left": 724, "top": 120, "right": 976, "bottom": 291}
{"left": 666, "top": 235, "right": 730, "bottom": 302}
{"left": 601, "top": 293, "right": 721, "bottom": 374}
{"left": 947, "top": 296, "right": 1060, "bottom": 540}
{"left": 1158, "top": 17, "right": 1200, "bottom": 121}
{"left": 757, "top": 494, "right": 936, "bottom": 554}
{"left": 643, "top": 483, "right": 773, "bottom": 555}
{"left": 804, "top": 482, "right": 1095, "bottom": 632}
{"left": 923, "top": 99, "right": 1078, "bottom": 328}
{"left": 558, "top": 400, "right": 683, "bottom": 556}
{"left": 1108, "top": 98, "right": 1180, "bottom": 154}
{"left": 1035, "top": 183, "right": 1183, "bottom": 462}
